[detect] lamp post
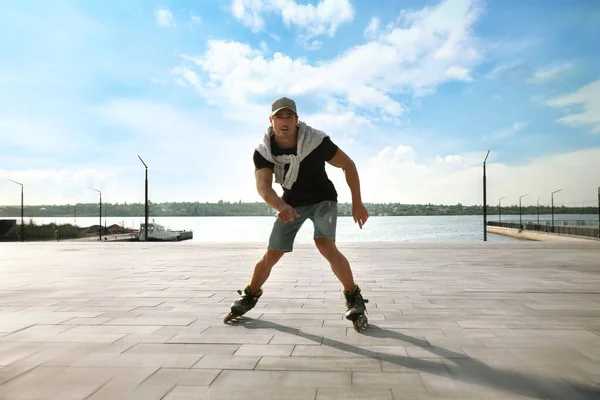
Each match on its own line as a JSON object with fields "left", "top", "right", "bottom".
{"left": 482, "top": 150, "right": 490, "bottom": 241}
{"left": 537, "top": 198, "right": 540, "bottom": 224}
{"left": 138, "top": 155, "right": 149, "bottom": 242}
{"left": 8, "top": 179, "right": 24, "bottom": 242}
{"left": 551, "top": 189, "right": 562, "bottom": 233}
{"left": 519, "top": 193, "right": 529, "bottom": 227}
{"left": 498, "top": 196, "right": 506, "bottom": 223}
{"left": 91, "top": 188, "right": 102, "bottom": 241}
{"left": 597, "top": 186, "right": 599, "bottom": 239}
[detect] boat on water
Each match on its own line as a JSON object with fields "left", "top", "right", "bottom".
{"left": 138, "top": 221, "right": 193, "bottom": 242}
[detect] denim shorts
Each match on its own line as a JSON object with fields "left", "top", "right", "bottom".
{"left": 268, "top": 200, "right": 338, "bottom": 252}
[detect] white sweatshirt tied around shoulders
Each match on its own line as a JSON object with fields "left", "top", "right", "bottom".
{"left": 256, "top": 121, "right": 328, "bottom": 190}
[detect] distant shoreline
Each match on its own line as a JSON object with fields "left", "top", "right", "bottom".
{"left": 0, "top": 220, "right": 136, "bottom": 242}
{"left": 0, "top": 201, "right": 597, "bottom": 218}
{"left": 2, "top": 213, "right": 598, "bottom": 218}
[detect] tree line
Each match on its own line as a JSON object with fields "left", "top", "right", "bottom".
{"left": 0, "top": 201, "right": 596, "bottom": 218}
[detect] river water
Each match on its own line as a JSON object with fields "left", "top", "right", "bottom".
{"left": 22, "top": 214, "right": 598, "bottom": 243}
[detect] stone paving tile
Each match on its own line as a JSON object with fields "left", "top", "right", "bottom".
{"left": 297, "top": 346, "right": 410, "bottom": 360}
{"left": 191, "top": 354, "right": 260, "bottom": 369}
{"left": 162, "top": 385, "right": 317, "bottom": 400}
{"left": 105, "top": 317, "right": 197, "bottom": 326}
{"left": 142, "top": 367, "right": 222, "bottom": 386}
{"left": 381, "top": 356, "right": 448, "bottom": 374}
{"left": 71, "top": 353, "right": 203, "bottom": 368}
{"left": 232, "top": 318, "right": 326, "bottom": 328}
{"left": 269, "top": 333, "right": 324, "bottom": 345}
{"left": 316, "top": 387, "right": 394, "bottom": 400}
{"left": 0, "top": 351, "right": 40, "bottom": 367}
{"left": 153, "top": 326, "right": 211, "bottom": 336}
{"left": 256, "top": 355, "right": 382, "bottom": 371}
{"left": 352, "top": 371, "right": 424, "bottom": 392}
{"left": 84, "top": 367, "right": 166, "bottom": 400}
{"left": 0, "top": 366, "right": 124, "bottom": 400}
{"left": 298, "top": 326, "right": 348, "bottom": 336}
{"left": 1, "top": 241, "right": 600, "bottom": 399}
{"left": 168, "top": 333, "right": 274, "bottom": 345}
{"left": 211, "top": 369, "right": 352, "bottom": 388}
{"left": 0, "top": 332, "right": 128, "bottom": 344}
{"left": 124, "top": 343, "right": 240, "bottom": 355}
{"left": 60, "top": 317, "right": 113, "bottom": 325}
{"left": 64, "top": 325, "right": 165, "bottom": 335}
{"left": 233, "top": 344, "right": 294, "bottom": 356}
{"left": 441, "top": 327, "right": 498, "bottom": 339}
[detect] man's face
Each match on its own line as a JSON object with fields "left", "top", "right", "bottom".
{"left": 269, "top": 109, "right": 298, "bottom": 139}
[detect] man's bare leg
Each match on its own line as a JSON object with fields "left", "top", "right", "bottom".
{"left": 313, "top": 238, "right": 354, "bottom": 291}
{"left": 313, "top": 237, "right": 369, "bottom": 332}
{"left": 249, "top": 249, "right": 286, "bottom": 293}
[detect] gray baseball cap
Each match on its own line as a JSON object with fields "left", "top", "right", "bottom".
{"left": 271, "top": 97, "right": 297, "bottom": 116}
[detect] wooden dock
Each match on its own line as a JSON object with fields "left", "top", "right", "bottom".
{"left": 0, "top": 241, "right": 599, "bottom": 399}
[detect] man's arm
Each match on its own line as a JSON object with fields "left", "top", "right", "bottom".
{"left": 327, "top": 148, "right": 369, "bottom": 228}
{"left": 255, "top": 168, "right": 286, "bottom": 210}
{"left": 326, "top": 148, "right": 362, "bottom": 204}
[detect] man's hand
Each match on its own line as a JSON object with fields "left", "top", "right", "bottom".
{"left": 276, "top": 202, "right": 300, "bottom": 223}
{"left": 352, "top": 202, "right": 369, "bottom": 229}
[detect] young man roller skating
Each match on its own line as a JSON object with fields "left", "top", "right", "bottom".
{"left": 224, "top": 97, "right": 370, "bottom": 332}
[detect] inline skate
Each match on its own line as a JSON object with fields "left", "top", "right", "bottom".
{"left": 223, "top": 285, "right": 263, "bottom": 323}
{"left": 344, "top": 284, "right": 369, "bottom": 332}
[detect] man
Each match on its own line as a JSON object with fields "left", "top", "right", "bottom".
{"left": 224, "top": 97, "right": 370, "bottom": 331}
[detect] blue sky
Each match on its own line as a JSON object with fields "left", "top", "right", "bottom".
{"left": 1, "top": 0, "right": 599, "bottom": 208}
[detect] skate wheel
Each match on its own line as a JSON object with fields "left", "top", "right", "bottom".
{"left": 223, "top": 312, "right": 238, "bottom": 324}
{"left": 352, "top": 314, "right": 368, "bottom": 332}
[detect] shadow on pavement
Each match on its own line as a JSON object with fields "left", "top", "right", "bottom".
{"left": 232, "top": 317, "right": 600, "bottom": 399}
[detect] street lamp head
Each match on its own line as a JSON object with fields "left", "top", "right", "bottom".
{"left": 552, "top": 189, "right": 562, "bottom": 195}
{"left": 519, "top": 193, "right": 529, "bottom": 199}
{"left": 7, "top": 179, "right": 23, "bottom": 186}
{"left": 483, "top": 150, "right": 490, "bottom": 165}
{"left": 138, "top": 155, "right": 148, "bottom": 169}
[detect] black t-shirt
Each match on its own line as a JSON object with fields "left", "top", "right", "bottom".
{"left": 253, "top": 135, "right": 339, "bottom": 207}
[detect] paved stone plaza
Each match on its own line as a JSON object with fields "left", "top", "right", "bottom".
{"left": 1, "top": 240, "right": 599, "bottom": 399}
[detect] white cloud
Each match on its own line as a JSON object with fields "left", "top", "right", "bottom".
{"left": 171, "top": 66, "right": 201, "bottom": 90}
{"left": 231, "top": 0, "right": 354, "bottom": 42}
{"left": 97, "top": 99, "right": 264, "bottom": 199}
{"left": 347, "top": 145, "right": 600, "bottom": 205}
{"left": 259, "top": 41, "right": 269, "bottom": 53}
{"left": 531, "top": 62, "right": 575, "bottom": 82}
{"left": 364, "top": 17, "right": 380, "bottom": 39}
{"left": 445, "top": 66, "right": 473, "bottom": 81}
{"left": 280, "top": 0, "right": 354, "bottom": 38}
{"left": 484, "top": 121, "right": 529, "bottom": 140}
{"left": 303, "top": 109, "right": 372, "bottom": 144}
{"left": 176, "top": 0, "right": 482, "bottom": 121}
{"left": 0, "top": 167, "right": 120, "bottom": 206}
{"left": 306, "top": 40, "right": 323, "bottom": 51}
{"left": 545, "top": 80, "right": 600, "bottom": 134}
{"left": 437, "top": 154, "right": 462, "bottom": 163}
{"left": 0, "top": 115, "right": 79, "bottom": 153}
{"left": 155, "top": 9, "right": 175, "bottom": 27}
{"left": 485, "top": 60, "right": 523, "bottom": 80}
{"left": 2, "top": 97, "right": 599, "bottom": 208}
{"left": 232, "top": 0, "right": 265, "bottom": 32}
{"left": 0, "top": 168, "right": 116, "bottom": 190}
{"left": 191, "top": 13, "right": 202, "bottom": 25}
{"left": 0, "top": 98, "right": 268, "bottom": 206}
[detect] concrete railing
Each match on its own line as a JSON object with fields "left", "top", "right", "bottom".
{"left": 488, "top": 221, "right": 600, "bottom": 239}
